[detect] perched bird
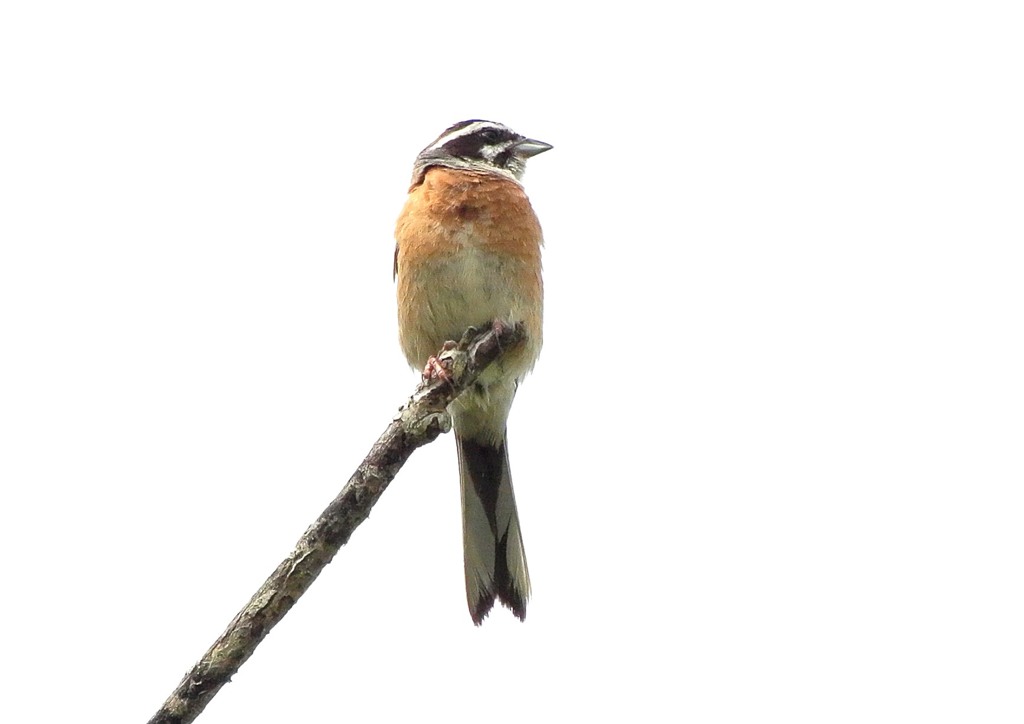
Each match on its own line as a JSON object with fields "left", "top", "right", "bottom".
{"left": 394, "top": 120, "right": 551, "bottom": 624}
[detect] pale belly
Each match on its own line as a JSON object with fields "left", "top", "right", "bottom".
{"left": 399, "top": 245, "right": 541, "bottom": 376}
{"left": 413, "top": 250, "right": 525, "bottom": 344}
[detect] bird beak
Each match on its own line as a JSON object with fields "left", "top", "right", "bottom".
{"left": 514, "top": 138, "right": 553, "bottom": 157}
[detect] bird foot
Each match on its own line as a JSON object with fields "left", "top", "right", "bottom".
{"left": 422, "top": 341, "right": 459, "bottom": 383}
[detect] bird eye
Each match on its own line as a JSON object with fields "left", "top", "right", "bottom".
{"left": 479, "top": 128, "right": 501, "bottom": 143}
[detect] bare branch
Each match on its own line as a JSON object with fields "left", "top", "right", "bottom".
{"left": 147, "top": 323, "right": 525, "bottom": 724}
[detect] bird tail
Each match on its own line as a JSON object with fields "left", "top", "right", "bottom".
{"left": 456, "top": 433, "right": 531, "bottom": 624}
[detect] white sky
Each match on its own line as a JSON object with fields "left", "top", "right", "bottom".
{"left": 2, "top": 2, "right": 1021, "bottom": 722}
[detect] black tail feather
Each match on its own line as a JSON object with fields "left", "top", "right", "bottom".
{"left": 457, "top": 435, "right": 530, "bottom": 624}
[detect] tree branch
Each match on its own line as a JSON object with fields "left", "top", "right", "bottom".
{"left": 147, "top": 323, "right": 525, "bottom": 724}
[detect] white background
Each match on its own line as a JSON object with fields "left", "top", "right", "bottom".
{"left": 2, "top": 2, "right": 1021, "bottom": 722}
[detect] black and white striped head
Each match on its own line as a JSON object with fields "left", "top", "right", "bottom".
{"left": 411, "top": 120, "right": 552, "bottom": 186}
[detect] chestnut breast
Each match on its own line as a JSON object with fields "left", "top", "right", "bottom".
{"left": 395, "top": 167, "right": 544, "bottom": 377}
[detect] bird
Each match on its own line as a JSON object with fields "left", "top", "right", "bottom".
{"left": 393, "top": 120, "right": 551, "bottom": 624}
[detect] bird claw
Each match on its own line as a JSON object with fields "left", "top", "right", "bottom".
{"left": 422, "top": 349, "right": 455, "bottom": 383}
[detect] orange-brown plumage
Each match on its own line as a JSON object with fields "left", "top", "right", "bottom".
{"left": 395, "top": 167, "right": 543, "bottom": 382}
